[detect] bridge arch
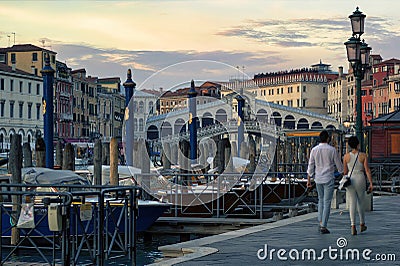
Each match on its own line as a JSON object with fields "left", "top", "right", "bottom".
{"left": 283, "top": 115, "right": 295, "bottom": 129}
{"left": 271, "top": 112, "right": 282, "bottom": 127}
{"left": 215, "top": 109, "right": 227, "bottom": 124}
{"left": 174, "top": 118, "right": 186, "bottom": 134}
{"left": 297, "top": 118, "right": 309, "bottom": 129}
{"left": 160, "top": 122, "right": 172, "bottom": 137}
{"left": 256, "top": 109, "right": 268, "bottom": 124}
{"left": 202, "top": 112, "right": 214, "bottom": 127}
{"left": 147, "top": 125, "right": 159, "bottom": 140}
{"left": 326, "top": 124, "right": 336, "bottom": 130}
{"left": 311, "top": 121, "right": 323, "bottom": 129}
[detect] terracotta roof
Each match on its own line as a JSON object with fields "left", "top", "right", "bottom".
{"left": 161, "top": 87, "right": 191, "bottom": 98}
{"left": 373, "top": 58, "right": 400, "bottom": 67}
{"left": 6, "top": 44, "right": 56, "bottom": 54}
{"left": 141, "top": 89, "right": 162, "bottom": 96}
{"left": 98, "top": 77, "right": 120, "bottom": 83}
{"left": 370, "top": 54, "right": 382, "bottom": 59}
{"left": 200, "top": 81, "right": 221, "bottom": 88}
{"left": 71, "top": 68, "right": 86, "bottom": 74}
{"left": 0, "top": 62, "right": 35, "bottom": 76}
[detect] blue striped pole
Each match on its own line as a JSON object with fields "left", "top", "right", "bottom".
{"left": 41, "top": 54, "right": 55, "bottom": 168}
{"left": 123, "top": 69, "right": 136, "bottom": 166}
{"left": 188, "top": 80, "right": 198, "bottom": 164}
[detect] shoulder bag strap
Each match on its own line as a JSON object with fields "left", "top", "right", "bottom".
{"left": 349, "top": 152, "right": 359, "bottom": 178}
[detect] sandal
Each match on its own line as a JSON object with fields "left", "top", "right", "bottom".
{"left": 351, "top": 225, "right": 357, "bottom": 235}
{"left": 360, "top": 224, "right": 367, "bottom": 232}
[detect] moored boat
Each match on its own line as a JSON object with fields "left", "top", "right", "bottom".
{"left": 0, "top": 167, "right": 169, "bottom": 238}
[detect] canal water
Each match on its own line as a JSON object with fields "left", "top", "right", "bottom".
{"left": 2, "top": 234, "right": 186, "bottom": 265}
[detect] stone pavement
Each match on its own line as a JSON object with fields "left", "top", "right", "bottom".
{"left": 151, "top": 195, "right": 400, "bottom": 266}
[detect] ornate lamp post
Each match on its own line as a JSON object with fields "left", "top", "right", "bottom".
{"left": 344, "top": 7, "right": 371, "bottom": 150}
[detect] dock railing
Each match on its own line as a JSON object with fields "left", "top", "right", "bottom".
{"left": 137, "top": 170, "right": 316, "bottom": 219}
{"left": 0, "top": 184, "right": 139, "bottom": 266}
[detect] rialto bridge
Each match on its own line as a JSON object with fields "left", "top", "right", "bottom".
{"left": 145, "top": 95, "right": 339, "bottom": 141}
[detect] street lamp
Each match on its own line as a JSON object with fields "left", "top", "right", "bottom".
{"left": 344, "top": 7, "right": 371, "bottom": 150}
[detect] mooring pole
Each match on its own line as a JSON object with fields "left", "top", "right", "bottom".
{"left": 10, "top": 134, "right": 22, "bottom": 246}
{"left": 236, "top": 94, "right": 245, "bottom": 156}
{"left": 41, "top": 53, "right": 55, "bottom": 168}
{"left": 123, "top": 69, "right": 136, "bottom": 166}
{"left": 188, "top": 80, "right": 198, "bottom": 166}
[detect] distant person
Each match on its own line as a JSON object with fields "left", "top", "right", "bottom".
{"left": 307, "top": 130, "right": 343, "bottom": 234}
{"left": 343, "top": 136, "right": 373, "bottom": 235}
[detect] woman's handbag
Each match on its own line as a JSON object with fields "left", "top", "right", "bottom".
{"left": 338, "top": 152, "right": 359, "bottom": 190}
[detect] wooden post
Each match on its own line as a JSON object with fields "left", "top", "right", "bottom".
{"left": 62, "top": 143, "right": 75, "bottom": 171}
{"left": 162, "top": 142, "right": 171, "bottom": 170}
{"left": 249, "top": 135, "right": 256, "bottom": 173}
{"left": 10, "top": 134, "right": 22, "bottom": 245}
{"left": 179, "top": 140, "right": 189, "bottom": 174}
{"left": 102, "top": 143, "right": 110, "bottom": 165}
{"left": 110, "top": 138, "right": 118, "bottom": 186}
{"left": 225, "top": 140, "right": 233, "bottom": 173}
{"left": 240, "top": 141, "right": 249, "bottom": 160}
{"left": 141, "top": 140, "right": 150, "bottom": 174}
{"left": 230, "top": 141, "right": 238, "bottom": 158}
{"left": 199, "top": 142, "right": 206, "bottom": 167}
{"left": 133, "top": 141, "right": 139, "bottom": 168}
{"left": 217, "top": 139, "right": 226, "bottom": 174}
{"left": 55, "top": 141, "right": 63, "bottom": 169}
{"left": 170, "top": 143, "right": 178, "bottom": 165}
{"left": 35, "top": 137, "right": 46, "bottom": 168}
{"left": 22, "top": 142, "right": 33, "bottom": 168}
{"left": 93, "top": 139, "right": 102, "bottom": 185}
{"left": 203, "top": 141, "right": 210, "bottom": 172}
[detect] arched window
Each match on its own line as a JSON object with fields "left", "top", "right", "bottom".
{"left": 148, "top": 101, "right": 154, "bottom": 114}
{"left": 139, "top": 101, "right": 144, "bottom": 113}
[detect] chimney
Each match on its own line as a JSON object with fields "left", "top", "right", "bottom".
{"left": 338, "top": 66, "right": 343, "bottom": 78}
{"left": 11, "top": 63, "right": 16, "bottom": 72}
{"left": 31, "top": 66, "right": 35, "bottom": 75}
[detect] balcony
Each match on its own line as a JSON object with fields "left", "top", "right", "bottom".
{"left": 395, "top": 83, "right": 400, "bottom": 94}
{"left": 60, "top": 114, "right": 73, "bottom": 121}
{"left": 365, "top": 109, "right": 373, "bottom": 117}
{"left": 59, "top": 91, "right": 71, "bottom": 98}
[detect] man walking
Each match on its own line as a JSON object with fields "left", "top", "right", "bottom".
{"left": 307, "top": 130, "right": 343, "bottom": 234}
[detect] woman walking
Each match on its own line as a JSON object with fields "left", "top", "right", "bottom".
{"left": 343, "top": 136, "right": 373, "bottom": 235}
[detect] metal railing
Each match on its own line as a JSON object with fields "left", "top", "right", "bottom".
{"left": 0, "top": 184, "right": 139, "bottom": 266}
{"left": 136, "top": 171, "right": 315, "bottom": 219}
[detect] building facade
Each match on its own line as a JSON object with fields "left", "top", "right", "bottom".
{"left": 159, "top": 82, "right": 221, "bottom": 114}
{"left": 372, "top": 59, "right": 400, "bottom": 118}
{"left": 132, "top": 90, "right": 159, "bottom": 139}
{"left": 55, "top": 61, "right": 73, "bottom": 140}
{"left": 0, "top": 44, "right": 57, "bottom": 77}
{"left": 0, "top": 63, "right": 43, "bottom": 150}
{"left": 226, "top": 62, "right": 338, "bottom": 116}
{"left": 388, "top": 73, "right": 400, "bottom": 113}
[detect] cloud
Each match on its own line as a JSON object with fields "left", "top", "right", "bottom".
{"left": 52, "top": 42, "right": 289, "bottom": 90}
{"left": 216, "top": 15, "right": 400, "bottom": 67}
{"left": 217, "top": 17, "right": 350, "bottom": 48}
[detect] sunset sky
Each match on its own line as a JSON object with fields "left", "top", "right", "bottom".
{"left": 1, "top": 0, "right": 399, "bottom": 90}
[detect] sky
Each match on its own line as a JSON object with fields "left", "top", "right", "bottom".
{"left": 1, "top": 0, "right": 399, "bottom": 91}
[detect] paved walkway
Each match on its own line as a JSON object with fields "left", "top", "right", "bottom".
{"left": 151, "top": 195, "right": 400, "bottom": 266}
